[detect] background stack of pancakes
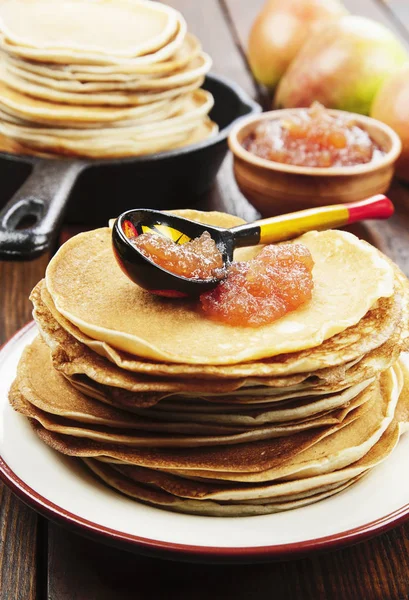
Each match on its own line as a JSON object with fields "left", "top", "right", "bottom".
{"left": 8, "top": 211, "right": 409, "bottom": 516}
{"left": 0, "top": 0, "right": 215, "bottom": 158}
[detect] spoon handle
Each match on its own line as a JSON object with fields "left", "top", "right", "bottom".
{"left": 232, "top": 194, "right": 394, "bottom": 247}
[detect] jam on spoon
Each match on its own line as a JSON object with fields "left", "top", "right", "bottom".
{"left": 130, "top": 230, "right": 225, "bottom": 281}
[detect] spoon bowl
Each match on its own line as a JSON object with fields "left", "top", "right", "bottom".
{"left": 113, "top": 209, "right": 237, "bottom": 296}
{"left": 112, "top": 194, "right": 394, "bottom": 297}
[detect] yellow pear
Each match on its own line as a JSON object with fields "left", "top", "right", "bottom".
{"left": 274, "top": 16, "right": 408, "bottom": 115}
{"left": 248, "top": 0, "right": 347, "bottom": 90}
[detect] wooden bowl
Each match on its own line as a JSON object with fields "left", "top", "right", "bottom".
{"left": 228, "top": 109, "right": 402, "bottom": 216}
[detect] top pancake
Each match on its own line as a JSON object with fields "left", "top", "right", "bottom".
{"left": 0, "top": 0, "right": 180, "bottom": 60}
{"left": 45, "top": 211, "right": 395, "bottom": 365}
{"left": 34, "top": 275, "right": 403, "bottom": 378}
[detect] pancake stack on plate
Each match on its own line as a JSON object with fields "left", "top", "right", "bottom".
{"left": 9, "top": 210, "right": 409, "bottom": 516}
{"left": 0, "top": 0, "right": 215, "bottom": 158}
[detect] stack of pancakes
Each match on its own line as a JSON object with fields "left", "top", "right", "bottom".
{"left": 0, "top": 0, "right": 215, "bottom": 158}
{"left": 9, "top": 210, "right": 409, "bottom": 516}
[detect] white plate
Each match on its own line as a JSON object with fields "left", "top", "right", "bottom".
{"left": 1, "top": 323, "right": 409, "bottom": 563}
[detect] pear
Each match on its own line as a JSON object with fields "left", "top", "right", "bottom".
{"left": 248, "top": 0, "right": 347, "bottom": 90}
{"left": 274, "top": 15, "right": 408, "bottom": 115}
{"left": 371, "top": 65, "right": 409, "bottom": 182}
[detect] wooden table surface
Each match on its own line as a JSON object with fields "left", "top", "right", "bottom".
{"left": 2, "top": 0, "right": 409, "bottom": 598}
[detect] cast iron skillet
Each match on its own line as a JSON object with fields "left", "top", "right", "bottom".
{"left": 0, "top": 73, "right": 260, "bottom": 260}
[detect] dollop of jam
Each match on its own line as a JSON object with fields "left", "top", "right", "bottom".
{"left": 131, "top": 231, "right": 224, "bottom": 280}
{"left": 243, "top": 102, "right": 385, "bottom": 168}
{"left": 200, "top": 243, "right": 314, "bottom": 327}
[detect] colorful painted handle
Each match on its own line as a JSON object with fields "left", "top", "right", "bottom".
{"left": 256, "top": 194, "right": 394, "bottom": 245}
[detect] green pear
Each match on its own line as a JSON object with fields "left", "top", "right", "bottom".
{"left": 248, "top": 0, "right": 347, "bottom": 90}
{"left": 274, "top": 15, "right": 408, "bottom": 115}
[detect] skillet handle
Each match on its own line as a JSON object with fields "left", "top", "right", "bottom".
{"left": 0, "top": 159, "right": 85, "bottom": 260}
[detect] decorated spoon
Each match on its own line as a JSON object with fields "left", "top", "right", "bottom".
{"left": 112, "top": 194, "right": 393, "bottom": 297}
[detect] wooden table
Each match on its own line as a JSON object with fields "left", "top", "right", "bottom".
{"left": 2, "top": 0, "right": 409, "bottom": 598}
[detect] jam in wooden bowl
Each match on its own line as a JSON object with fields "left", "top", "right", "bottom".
{"left": 229, "top": 105, "right": 401, "bottom": 217}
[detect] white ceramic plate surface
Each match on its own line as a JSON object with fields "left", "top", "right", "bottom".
{"left": 1, "top": 323, "right": 409, "bottom": 563}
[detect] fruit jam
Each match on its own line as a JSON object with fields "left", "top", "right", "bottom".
{"left": 131, "top": 231, "right": 225, "bottom": 280}
{"left": 242, "top": 102, "right": 385, "bottom": 168}
{"left": 200, "top": 243, "right": 314, "bottom": 327}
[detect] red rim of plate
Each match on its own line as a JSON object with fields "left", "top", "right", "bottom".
{"left": 2, "top": 322, "right": 409, "bottom": 562}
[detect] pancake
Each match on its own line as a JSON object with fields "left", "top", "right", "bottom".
{"left": 1, "top": 119, "right": 215, "bottom": 159}
{"left": 22, "top": 366, "right": 408, "bottom": 517}
{"left": 101, "top": 416, "right": 402, "bottom": 503}
{"left": 4, "top": 53, "right": 212, "bottom": 93}
{"left": 226, "top": 478, "right": 366, "bottom": 505}
{"left": 0, "top": 88, "right": 214, "bottom": 158}
{"left": 0, "top": 90, "right": 213, "bottom": 137}
{"left": 9, "top": 204, "right": 409, "bottom": 514}
{"left": 127, "top": 382, "right": 373, "bottom": 426}
{"left": 76, "top": 379, "right": 369, "bottom": 411}
{"left": 0, "top": 0, "right": 180, "bottom": 60}
{"left": 0, "top": 81, "right": 187, "bottom": 125}
{"left": 13, "top": 336, "right": 374, "bottom": 445}
{"left": 44, "top": 222, "right": 395, "bottom": 364}
{"left": 33, "top": 270, "right": 404, "bottom": 378}
{"left": 0, "top": 65, "right": 215, "bottom": 157}
{"left": 172, "top": 119, "right": 217, "bottom": 148}
{"left": 4, "top": 33, "right": 201, "bottom": 79}
{"left": 167, "top": 369, "right": 401, "bottom": 483}
{"left": 0, "top": 91, "right": 197, "bottom": 130}
{"left": 111, "top": 425, "right": 399, "bottom": 500}
{"left": 0, "top": 2, "right": 214, "bottom": 158}
{"left": 82, "top": 458, "right": 364, "bottom": 516}
{"left": 24, "top": 335, "right": 374, "bottom": 430}
{"left": 0, "top": 130, "right": 57, "bottom": 157}
{"left": 14, "top": 366, "right": 364, "bottom": 437}
{"left": 32, "top": 279, "right": 407, "bottom": 413}
{"left": 0, "top": 97, "right": 188, "bottom": 130}
{"left": 13, "top": 380, "right": 371, "bottom": 448}
{"left": 1, "top": 66, "right": 204, "bottom": 106}
{"left": 13, "top": 340, "right": 250, "bottom": 435}
{"left": 28, "top": 367, "right": 398, "bottom": 476}
{"left": 1, "top": 62, "right": 205, "bottom": 105}
{"left": 107, "top": 462, "right": 364, "bottom": 502}
{"left": 30, "top": 409, "right": 352, "bottom": 473}
{"left": 83, "top": 404, "right": 404, "bottom": 515}
{"left": 71, "top": 377, "right": 372, "bottom": 420}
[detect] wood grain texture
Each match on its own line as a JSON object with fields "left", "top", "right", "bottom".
{"left": 0, "top": 255, "right": 49, "bottom": 600}
{"left": 163, "top": 0, "right": 262, "bottom": 218}
{"left": 375, "top": 0, "right": 409, "bottom": 39}
{"left": 343, "top": 0, "right": 409, "bottom": 43}
{"left": 46, "top": 522, "right": 409, "bottom": 600}
{"left": 0, "top": 485, "right": 39, "bottom": 600}
{"left": 364, "top": 181, "right": 409, "bottom": 275}
{"left": 165, "top": 0, "right": 257, "bottom": 97}
{"left": 223, "top": 0, "right": 264, "bottom": 60}
{"left": 0, "top": 257, "right": 48, "bottom": 344}
{"left": 203, "top": 155, "right": 260, "bottom": 222}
